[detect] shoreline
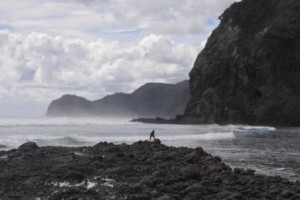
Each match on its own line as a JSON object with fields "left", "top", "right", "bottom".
{"left": 0, "top": 140, "right": 299, "bottom": 199}
{"left": 131, "top": 117, "right": 300, "bottom": 129}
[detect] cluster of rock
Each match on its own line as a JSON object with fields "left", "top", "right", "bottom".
{"left": 131, "top": 117, "right": 185, "bottom": 124}
{"left": 184, "top": 0, "right": 300, "bottom": 126}
{"left": 0, "top": 141, "right": 299, "bottom": 199}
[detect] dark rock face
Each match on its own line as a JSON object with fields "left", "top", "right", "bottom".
{"left": 0, "top": 141, "right": 299, "bottom": 199}
{"left": 47, "top": 80, "right": 190, "bottom": 119}
{"left": 185, "top": 0, "right": 300, "bottom": 126}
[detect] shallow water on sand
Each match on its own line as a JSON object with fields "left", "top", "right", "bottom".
{"left": 0, "top": 117, "right": 299, "bottom": 181}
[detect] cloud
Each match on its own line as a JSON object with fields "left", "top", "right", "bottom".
{"left": 0, "top": 0, "right": 116, "bottom": 40}
{"left": 0, "top": 31, "right": 199, "bottom": 111}
{"left": 72, "top": 0, "right": 237, "bottom": 36}
{"left": 0, "top": 0, "right": 238, "bottom": 40}
{"left": 0, "top": 0, "right": 239, "bottom": 116}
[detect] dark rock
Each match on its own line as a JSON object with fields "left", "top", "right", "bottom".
{"left": 233, "top": 168, "right": 244, "bottom": 174}
{"left": 150, "top": 190, "right": 159, "bottom": 197}
{"left": 18, "top": 142, "right": 39, "bottom": 151}
{"left": 281, "top": 190, "right": 294, "bottom": 198}
{"left": 139, "top": 175, "right": 153, "bottom": 186}
{"left": 115, "top": 152, "right": 125, "bottom": 157}
{"left": 157, "top": 194, "right": 175, "bottom": 200}
{"left": 214, "top": 176, "right": 223, "bottom": 183}
{"left": 246, "top": 169, "right": 256, "bottom": 175}
{"left": 153, "top": 151, "right": 172, "bottom": 161}
{"left": 292, "top": 194, "right": 300, "bottom": 200}
{"left": 214, "top": 156, "right": 222, "bottom": 162}
{"left": 105, "top": 166, "right": 133, "bottom": 176}
{"left": 150, "top": 177, "right": 164, "bottom": 186}
{"left": 184, "top": 149, "right": 206, "bottom": 163}
{"left": 48, "top": 188, "right": 82, "bottom": 200}
{"left": 128, "top": 194, "right": 151, "bottom": 200}
{"left": 61, "top": 171, "right": 85, "bottom": 183}
{"left": 182, "top": 183, "right": 203, "bottom": 195}
{"left": 181, "top": 164, "right": 201, "bottom": 179}
{"left": 151, "top": 170, "right": 164, "bottom": 177}
{"left": 183, "top": 192, "right": 203, "bottom": 200}
{"left": 229, "top": 192, "right": 242, "bottom": 200}
{"left": 129, "top": 184, "right": 144, "bottom": 193}
{"left": 131, "top": 116, "right": 190, "bottom": 124}
{"left": 153, "top": 138, "right": 161, "bottom": 145}
{"left": 164, "top": 177, "right": 180, "bottom": 186}
{"left": 184, "top": 0, "right": 300, "bottom": 126}
{"left": 219, "top": 189, "right": 232, "bottom": 197}
{"left": 159, "top": 186, "right": 175, "bottom": 194}
{"left": 0, "top": 140, "right": 299, "bottom": 199}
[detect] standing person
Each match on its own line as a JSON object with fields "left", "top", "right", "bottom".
{"left": 149, "top": 130, "right": 155, "bottom": 141}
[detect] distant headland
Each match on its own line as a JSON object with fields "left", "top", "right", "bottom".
{"left": 47, "top": 80, "right": 190, "bottom": 119}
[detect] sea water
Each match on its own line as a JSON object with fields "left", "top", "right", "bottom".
{"left": 0, "top": 117, "right": 299, "bottom": 181}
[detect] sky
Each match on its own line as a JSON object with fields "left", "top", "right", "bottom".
{"left": 0, "top": 0, "right": 239, "bottom": 116}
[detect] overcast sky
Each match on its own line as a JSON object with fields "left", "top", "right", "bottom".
{"left": 0, "top": 0, "right": 238, "bottom": 116}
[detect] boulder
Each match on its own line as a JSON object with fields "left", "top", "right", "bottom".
{"left": 153, "top": 139, "right": 161, "bottom": 145}
{"left": 157, "top": 194, "right": 175, "bottom": 200}
{"left": 61, "top": 171, "right": 86, "bottom": 184}
{"left": 181, "top": 164, "right": 201, "bottom": 179}
{"left": 18, "top": 142, "right": 39, "bottom": 151}
{"left": 128, "top": 194, "right": 151, "bottom": 200}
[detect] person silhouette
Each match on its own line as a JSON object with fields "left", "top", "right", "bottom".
{"left": 149, "top": 130, "right": 155, "bottom": 141}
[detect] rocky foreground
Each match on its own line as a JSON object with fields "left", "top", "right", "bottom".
{"left": 0, "top": 141, "right": 299, "bottom": 200}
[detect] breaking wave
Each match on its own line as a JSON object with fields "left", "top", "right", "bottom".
{"left": 32, "top": 131, "right": 237, "bottom": 147}
{"left": 0, "top": 117, "right": 132, "bottom": 128}
{"left": 0, "top": 117, "right": 277, "bottom": 149}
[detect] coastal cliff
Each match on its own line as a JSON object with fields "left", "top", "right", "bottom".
{"left": 185, "top": 0, "right": 300, "bottom": 126}
{"left": 47, "top": 80, "right": 190, "bottom": 118}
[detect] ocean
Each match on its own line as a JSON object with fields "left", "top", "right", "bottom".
{"left": 0, "top": 117, "right": 299, "bottom": 181}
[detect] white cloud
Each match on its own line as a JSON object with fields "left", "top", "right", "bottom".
{"left": 0, "top": 0, "right": 237, "bottom": 40}
{"left": 0, "top": 31, "right": 199, "bottom": 114}
{"left": 0, "top": 0, "right": 239, "bottom": 116}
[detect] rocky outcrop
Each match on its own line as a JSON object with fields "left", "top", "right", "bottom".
{"left": 0, "top": 141, "right": 299, "bottom": 199}
{"left": 47, "top": 80, "right": 190, "bottom": 118}
{"left": 185, "top": 0, "right": 300, "bottom": 126}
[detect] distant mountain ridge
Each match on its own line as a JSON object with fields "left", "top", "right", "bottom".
{"left": 47, "top": 80, "right": 190, "bottom": 118}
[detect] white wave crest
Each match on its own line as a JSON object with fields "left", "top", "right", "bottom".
{"left": 226, "top": 124, "right": 276, "bottom": 131}
{"left": 0, "top": 117, "right": 132, "bottom": 127}
{"left": 159, "top": 132, "right": 236, "bottom": 141}
{"left": 35, "top": 132, "right": 236, "bottom": 146}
